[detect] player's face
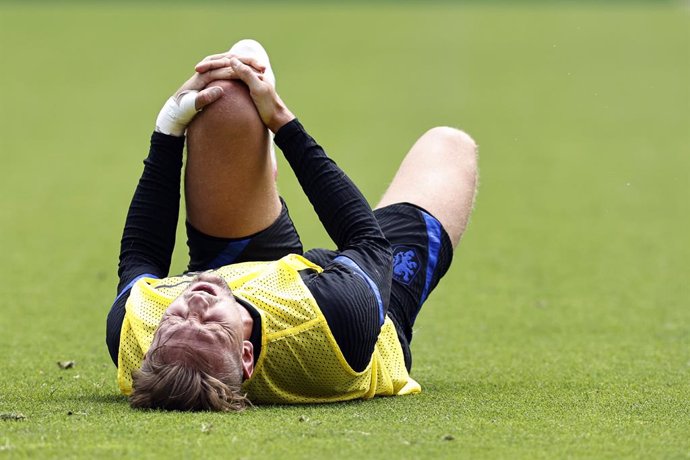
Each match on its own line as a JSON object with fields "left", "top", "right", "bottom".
{"left": 148, "top": 273, "right": 244, "bottom": 375}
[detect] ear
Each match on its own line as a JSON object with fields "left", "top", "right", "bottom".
{"left": 241, "top": 340, "right": 254, "bottom": 379}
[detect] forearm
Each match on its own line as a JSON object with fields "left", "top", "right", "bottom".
{"left": 117, "top": 132, "right": 184, "bottom": 293}
{"left": 274, "top": 119, "right": 389, "bottom": 254}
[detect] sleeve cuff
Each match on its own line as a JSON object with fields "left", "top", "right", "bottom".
{"left": 274, "top": 118, "right": 306, "bottom": 148}
{"left": 150, "top": 130, "right": 185, "bottom": 149}
{"left": 148, "top": 131, "right": 185, "bottom": 166}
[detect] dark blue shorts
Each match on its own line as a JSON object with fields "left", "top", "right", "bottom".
{"left": 186, "top": 200, "right": 453, "bottom": 370}
{"left": 371, "top": 203, "right": 453, "bottom": 369}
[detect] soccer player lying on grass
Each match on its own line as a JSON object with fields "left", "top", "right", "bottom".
{"left": 106, "top": 40, "right": 478, "bottom": 411}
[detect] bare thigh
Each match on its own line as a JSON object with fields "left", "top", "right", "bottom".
{"left": 376, "top": 127, "right": 478, "bottom": 248}
{"left": 185, "top": 80, "right": 281, "bottom": 238}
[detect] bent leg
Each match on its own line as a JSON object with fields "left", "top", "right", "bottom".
{"left": 376, "top": 127, "right": 478, "bottom": 248}
{"left": 185, "top": 79, "right": 281, "bottom": 238}
{"left": 376, "top": 127, "right": 477, "bottom": 370}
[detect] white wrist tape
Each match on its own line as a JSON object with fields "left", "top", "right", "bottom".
{"left": 155, "top": 90, "right": 199, "bottom": 136}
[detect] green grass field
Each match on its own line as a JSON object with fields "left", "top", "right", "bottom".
{"left": 1, "top": 1, "right": 688, "bottom": 458}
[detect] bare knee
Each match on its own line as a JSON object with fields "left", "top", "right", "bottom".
{"left": 187, "top": 80, "right": 266, "bottom": 146}
{"left": 416, "top": 127, "right": 478, "bottom": 246}
{"left": 377, "top": 126, "right": 479, "bottom": 248}
{"left": 203, "top": 80, "right": 259, "bottom": 119}
{"left": 424, "top": 126, "right": 477, "bottom": 166}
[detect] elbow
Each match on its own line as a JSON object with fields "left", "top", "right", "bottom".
{"left": 374, "top": 235, "right": 393, "bottom": 261}
{"left": 105, "top": 307, "right": 123, "bottom": 366}
{"left": 105, "top": 328, "right": 119, "bottom": 366}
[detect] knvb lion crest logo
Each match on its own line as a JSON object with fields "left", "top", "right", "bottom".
{"left": 392, "top": 246, "right": 420, "bottom": 285}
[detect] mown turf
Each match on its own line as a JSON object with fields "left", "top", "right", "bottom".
{"left": 0, "top": 1, "right": 688, "bottom": 458}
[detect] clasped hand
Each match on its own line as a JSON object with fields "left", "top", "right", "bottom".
{"left": 155, "top": 51, "right": 294, "bottom": 136}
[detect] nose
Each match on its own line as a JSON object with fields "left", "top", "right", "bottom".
{"left": 186, "top": 293, "right": 211, "bottom": 317}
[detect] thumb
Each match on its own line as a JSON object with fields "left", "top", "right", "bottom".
{"left": 194, "top": 86, "right": 224, "bottom": 111}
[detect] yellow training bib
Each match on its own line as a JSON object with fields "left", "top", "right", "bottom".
{"left": 118, "top": 254, "right": 421, "bottom": 402}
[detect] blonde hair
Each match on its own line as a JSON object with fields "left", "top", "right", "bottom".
{"left": 129, "top": 344, "right": 251, "bottom": 412}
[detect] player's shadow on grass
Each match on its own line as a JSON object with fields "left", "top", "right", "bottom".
{"left": 50, "top": 393, "right": 127, "bottom": 406}
{"left": 83, "top": 394, "right": 128, "bottom": 404}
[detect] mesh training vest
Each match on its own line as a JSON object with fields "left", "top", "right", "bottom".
{"left": 118, "top": 254, "right": 421, "bottom": 403}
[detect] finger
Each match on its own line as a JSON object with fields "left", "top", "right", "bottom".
{"left": 196, "top": 54, "right": 265, "bottom": 74}
{"left": 234, "top": 55, "right": 266, "bottom": 73}
{"left": 194, "top": 86, "right": 224, "bottom": 111}
{"left": 197, "top": 66, "right": 236, "bottom": 83}
{"left": 195, "top": 52, "right": 235, "bottom": 71}
{"left": 228, "top": 57, "right": 263, "bottom": 90}
{"left": 195, "top": 57, "right": 232, "bottom": 73}
{"left": 197, "top": 59, "right": 265, "bottom": 86}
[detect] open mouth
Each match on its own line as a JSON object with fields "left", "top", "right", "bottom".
{"left": 190, "top": 282, "right": 218, "bottom": 296}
